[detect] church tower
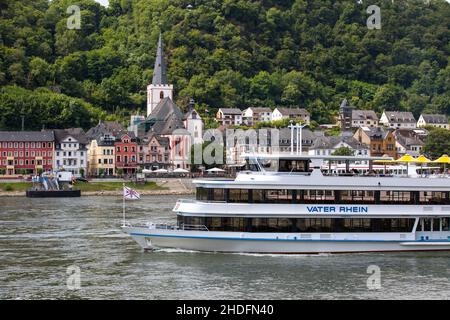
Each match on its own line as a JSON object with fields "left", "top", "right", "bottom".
{"left": 147, "top": 33, "right": 173, "bottom": 116}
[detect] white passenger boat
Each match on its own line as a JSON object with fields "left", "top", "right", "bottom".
{"left": 122, "top": 155, "right": 450, "bottom": 254}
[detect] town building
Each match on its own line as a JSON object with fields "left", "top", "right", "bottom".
{"left": 379, "top": 111, "right": 416, "bottom": 129}
{"left": 86, "top": 121, "right": 126, "bottom": 176}
{"left": 0, "top": 131, "right": 54, "bottom": 176}
{"left": 140, "top": 133, "right": 171, "bottom": 170}
{"left": 128, "top": 115, "right": 146, "bottom": 137}
{"left": 271, "top": 108, "right": 310, "bottom": 124}
{"left": 339, "top": 99, "right": 354, "bottom": 130}
{"left": 417, "top": 114, "right": 449, "bottom": 130}
{"left": 242, "top": 107, "right": 272, "bottom": 126}
{"left": 115, "top": 132, "right": 138, "bottom": 175}
{"left": 351, "top": 110, "right": 378, "bottom": 128}
{"left": 393, "top": 129, "right": 425, "bottom": 157}
{"left": 216, "top": 108, "right": 243, "bottom": 126}
{"left": 276, "top": 128, "right": 321, "bottom": 154}
{"left": 353, "top": 127, "right": 397, "bottom": 158}
{"left": 308, "top": 135, "right": 370, "bottom": 157}
{"left": 183, "top": 99, "right": 203, "bottom": 146}
{"left": 53, "top": 128, "right": 88, "bottom": 177}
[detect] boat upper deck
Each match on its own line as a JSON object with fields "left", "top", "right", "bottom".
{"left": 193, "top": 154, "right": 450, "bottom": 191}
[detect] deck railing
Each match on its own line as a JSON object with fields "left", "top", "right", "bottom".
{"left": 138, "top": 222, "right": 209, "bottom": 232}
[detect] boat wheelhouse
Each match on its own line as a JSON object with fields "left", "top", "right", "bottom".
{"left": 122, "top": 154, "right": 450, "bottom": 254}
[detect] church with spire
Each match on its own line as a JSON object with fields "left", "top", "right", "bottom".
{"left": 147, "top": 33, "right": 173, "bottom": 116}
{"left": 129, "top": 32, "right": 203, "bottom": 170}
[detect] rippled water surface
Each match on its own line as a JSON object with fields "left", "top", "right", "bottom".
{"left": 0, "top": 196, "right": 449, "bottom": 299}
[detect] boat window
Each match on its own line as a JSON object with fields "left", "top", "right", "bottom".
{"left": 442, "top": 218, "right": 450, "bottom": 231}
{"left": 259, "top": 159, "right": 278, "bottom": 172}
{"left": 265, "top": 190, "right": 292, "bottom": 203}
{"left": 433, "top": 218, "right": 440, "bottom": 232}
{"left": 279, "top": 160, "right": 309, "bottom": 172}
{"left": 196, "top": 187, "right": 208, "bottom": 201}
{"left": 380, "top": 191, "right": 412, "bottom": 204}
{"left": 420, "top": 191, "right": 448, "bottom": 204}
{"left": 197, "top": 189, "right": 450, "bottom": 205}
{"left": 178, "top": 216, "right": 416, "bottom": 233}
{"left": 228, "top": 189, "right": 249, "bottom": 203}
{"left": 303, "top": 190, "right": 335, "bottom": 203}
{"left": 423, "top": 218, "right": 432, "bottom": 232}
{"left": 212, "top": 188, "right": 225, "bottom": 201}
{"left": 340, "top": 190, "right": 375, "bottom": 204}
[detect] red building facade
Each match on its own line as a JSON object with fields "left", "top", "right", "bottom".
{"left": 0, "top": 131, "right": 55, "bottom": 176}
{"left": 115, "top": 133, "right": 138, "bottom": 174}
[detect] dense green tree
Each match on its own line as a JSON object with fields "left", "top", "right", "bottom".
{"left": 332, "top": 146, "right": 354, "bottom": 156}
{"left": 0, "top": 0, "right": 449, "bottom": 129}
{"left": 423, "top": 128, "right": 450, "bottom": 159}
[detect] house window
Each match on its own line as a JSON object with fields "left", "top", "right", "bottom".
{"left": 160, "top": 91, "right": 164, "bottom": 99}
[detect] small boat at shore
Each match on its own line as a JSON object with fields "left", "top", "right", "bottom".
{"left": 123, "top": 154, "right": 450, "bottom": 254}
{"left": 26, "top": 171, "right": 81, "bottom": 198}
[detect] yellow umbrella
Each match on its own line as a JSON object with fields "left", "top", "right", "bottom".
{"left": 396, "top": 154, "right": 417, "bottom": 162}
{"left": 415, "top": 155, "right": 431, "bottom": 163}
{"left": 415, "top": 155, "right": 431, "bottom": 176}
{"left": 433, "top": 154, "right": 450, "bottom": 174}
{"left": 433, "top": 154, "right": 450, "bottom": 164}
{"left": 373, "top": 159, "right": 396, "bottom": 175}
{"left": 396, "top": 154, "right": 417, "bottom": 176}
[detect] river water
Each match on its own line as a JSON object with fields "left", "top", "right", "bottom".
{"left": 0, "top": 195, "right": 449, "bottom": 300}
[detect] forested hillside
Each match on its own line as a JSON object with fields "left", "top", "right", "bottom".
{"left": 0, "top": 0, "right": 449, "bottom": 130}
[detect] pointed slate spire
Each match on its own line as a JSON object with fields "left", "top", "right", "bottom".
{"left": 152, "top": 33, "right": 168, "bottom": 85}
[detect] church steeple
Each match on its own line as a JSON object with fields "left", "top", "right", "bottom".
{"left": 147, "top": 32, "right": 173, "bottom": 116}
{"left": 152, "top": 33, "right": 168, "bottom": 85}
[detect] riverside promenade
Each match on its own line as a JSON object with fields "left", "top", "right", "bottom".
{"left": 0, "top": 178, "right": 196, "bottom": 197}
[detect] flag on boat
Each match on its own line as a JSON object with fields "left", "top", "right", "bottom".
{"left": 123, "top": 186, "right": 140, "bottom": 200}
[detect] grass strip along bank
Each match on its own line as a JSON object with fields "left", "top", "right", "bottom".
{"left": 0, "top": 181, "right": 165, "bottom": 193}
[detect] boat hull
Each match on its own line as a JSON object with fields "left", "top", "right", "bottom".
{"left": 26, "top": 190, "right": 81, "bottom": 198}
{"left": 122, "top": 226, "right": 450, "bottom": 254}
